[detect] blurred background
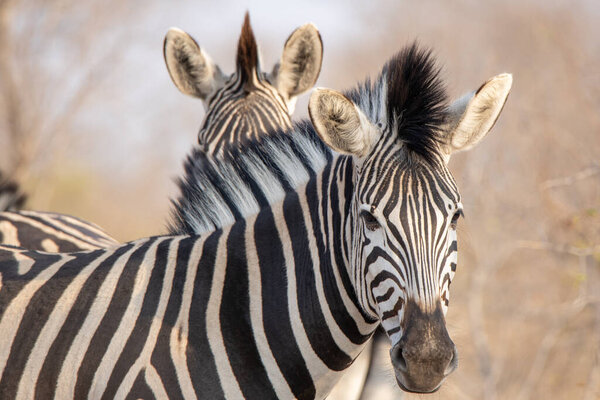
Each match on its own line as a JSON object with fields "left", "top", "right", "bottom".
{"left": 0, "top": 0, "right": 598, "bottom": 398}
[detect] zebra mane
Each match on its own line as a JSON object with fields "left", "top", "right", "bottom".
{"left": 236, "top": 12, "right": 260, "bottom": 85}
{"left": 169, "top": 42, "right": 448, "bottom": 235}
{"left": 347, "top": 43, "right": 448, "bottom": 163}
{"left": 168, "top": 121, "right": 329, "bottom": 235}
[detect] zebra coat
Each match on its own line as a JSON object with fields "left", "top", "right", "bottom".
{"left": 0, "top": 43, "right": 511, "bottom": 399}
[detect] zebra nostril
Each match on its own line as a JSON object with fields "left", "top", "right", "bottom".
{"left": 391, "top": 345, "right": 408, "bottom": 372}
{"left": 445, "top": 345, "right": 459, "bottom": 376}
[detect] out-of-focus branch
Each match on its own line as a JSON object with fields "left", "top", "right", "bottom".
{"left": 515, "top": 293, "right": 589, "bottom": 400}
{"left": 467, "top": 246, "right": 516, "bottom": 400}
{"left": 517, "top": 240, "right": 600, "bottom": 257}
{"left": 539, "top": 162, "right": 600, "bottom": 190}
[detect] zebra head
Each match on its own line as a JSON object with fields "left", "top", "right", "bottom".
{"left": 309, "top": 45, "right": 512, "bottom": 393}
{"left": 164, "top": 13, "right": 323, "bottom": 153}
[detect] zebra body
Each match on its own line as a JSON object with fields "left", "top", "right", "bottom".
{"left": 0, "top": 211, "right": 117, "bottom": 252}
{"left": 0, "top": 43, "right": 512, "bottom": 399}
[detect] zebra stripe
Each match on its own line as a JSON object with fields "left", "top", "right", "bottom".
{"left": 0, "top": 211, "right": 117, "bottom": 252}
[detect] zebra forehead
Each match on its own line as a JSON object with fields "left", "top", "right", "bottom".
{"left": 358, "top": 155, "right": 460, "bottom": 208}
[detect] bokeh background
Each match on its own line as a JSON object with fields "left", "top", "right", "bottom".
{"left": 0, "top": 0, "right": 599, "bottom": 398}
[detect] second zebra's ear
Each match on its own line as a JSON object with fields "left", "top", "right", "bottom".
{"left": 308, "top": 88, "right": 377, "bottom": 158}
{"left": 164, "top": 28, "right": 226, "bottom": 100}
{"left": 270, "top": 23, "right": 323, "bottom": 110}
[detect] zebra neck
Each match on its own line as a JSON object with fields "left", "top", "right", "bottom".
{"left": 252, "top": 156, "right": 377, "bottom": 397}
{"left": 184, "top": 158, "right": 377, "bottom": 399}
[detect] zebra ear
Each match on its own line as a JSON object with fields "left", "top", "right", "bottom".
{"left": 444, "top": 73, "right": 512, "bottom": 157}
{"left": 309, "top": 88, "right": 375, "bottom": 157}
{"left": 164, "top": 28, "right": 226, "bottom": 100}
{"left": 271, "top": 23, "right": 323, "bottom": 108}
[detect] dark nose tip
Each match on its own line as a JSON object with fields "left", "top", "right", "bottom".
{"left": 390, "top": 344, "right": 408, "bottom": 372}
{"left": 390, "top": 341, "right": 458, "bottom": 393}
{"left": 391, "top": 342, "right": 457, "bottom": 375}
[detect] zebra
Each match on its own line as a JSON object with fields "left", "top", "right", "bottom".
{"left": 164, "top": 12, "right": 323, "bottom": 155}
{"left": 0, "top": 172, "right": 26, "bottom": 212}
{"left": 0, "top": 13, "right": 322, "bottom": 253}
{"left": 0, "top": 210, "right": 118, "bottom": 252}
{"left": 0, "top": 43, "right": 512, "bottom": 399}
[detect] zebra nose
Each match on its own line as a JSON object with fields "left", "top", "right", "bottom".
{"left": 390, "top": 341, "right": 457, "bottom": 393}
{"left": 389, "top": 301, "right": 457, "bottom": 393}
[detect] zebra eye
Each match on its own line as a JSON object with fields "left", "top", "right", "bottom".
{"left": 450, "top": 210, "right": 462, "bottom": 229}
{"left": 360, "top": 210, "right": 381, "bottom": 231}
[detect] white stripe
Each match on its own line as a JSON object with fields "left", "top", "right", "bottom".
{"left": 205, "top": 227, "right": 244, "bottom": 400}
{"left": 0, "top": 221, "right": 19, "bottom": 246}
{"left": 144, "top": 365, "right": 169, "bottom": 399}
{"left": 170, "top": 239, "right": 204, "bottom": 400}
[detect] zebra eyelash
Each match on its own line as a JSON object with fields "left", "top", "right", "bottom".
{"left": 360, "top": 209, "right": 381, "bottom": 231}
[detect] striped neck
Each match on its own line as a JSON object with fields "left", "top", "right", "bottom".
{"left": 183, "top": 153, "right": 378, "bottom": 399}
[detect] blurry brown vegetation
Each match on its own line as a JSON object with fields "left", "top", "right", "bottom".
{"left": 0, "top": 0, "right": 598, "bottom": 399}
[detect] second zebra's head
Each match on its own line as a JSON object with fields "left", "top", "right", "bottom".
{"left": 164, "top": 13, "right": 323, "bottom": 154}
{"left": 309, "top": 44, "right": 512, "bottom": 393}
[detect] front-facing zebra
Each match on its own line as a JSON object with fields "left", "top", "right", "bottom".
{"left": 0, "top": 44, "right": 511, "bottom": 398}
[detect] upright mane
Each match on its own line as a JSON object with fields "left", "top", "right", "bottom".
{"left": 346, "top": 43, "right": 448, "bottom": 163}
{"left": 236, "top": 12, "right": 260, "bottom": 85}
{"left": 169, "top": 42, "right": 449, "bottom": 234}
{"left": 168, "top": 123, "right": 329, "bottom": 234}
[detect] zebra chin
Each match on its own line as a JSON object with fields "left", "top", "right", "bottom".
{"left": 388, "top": 300, "right": 458, "bottom": 393}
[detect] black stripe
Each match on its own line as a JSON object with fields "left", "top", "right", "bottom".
{"left": 375, "top": 287, "right": 395, "bottom": 303}
{"left": 221, "top": 220, "right": 278, "bottom": 400}
{"left": 284, "top": 191, "right": 352, "bottom": 371}
{"left": 254, "top": 208, "right": 315, "bottom": 400}
{"left": 187, "top": 231, "right": 225, "bottom": 399}
{"left": 124, "top": 370, "right": 156, "bottom": 400}
{"left": 151, "top": 237, "right": 196, "bottom": 400}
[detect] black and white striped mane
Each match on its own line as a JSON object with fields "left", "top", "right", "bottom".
{"left": 169, "top": 43, "right": 449, "bottom": 235}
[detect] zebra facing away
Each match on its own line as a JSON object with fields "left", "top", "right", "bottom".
{"left": 164, "top": 12, "right": 323, "bottom": 155}
{"left": 0, "top": 13, "right": 322, "bottom": 253}
{"left": 0, "top": 44, "right": 511, "bottom": 399}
